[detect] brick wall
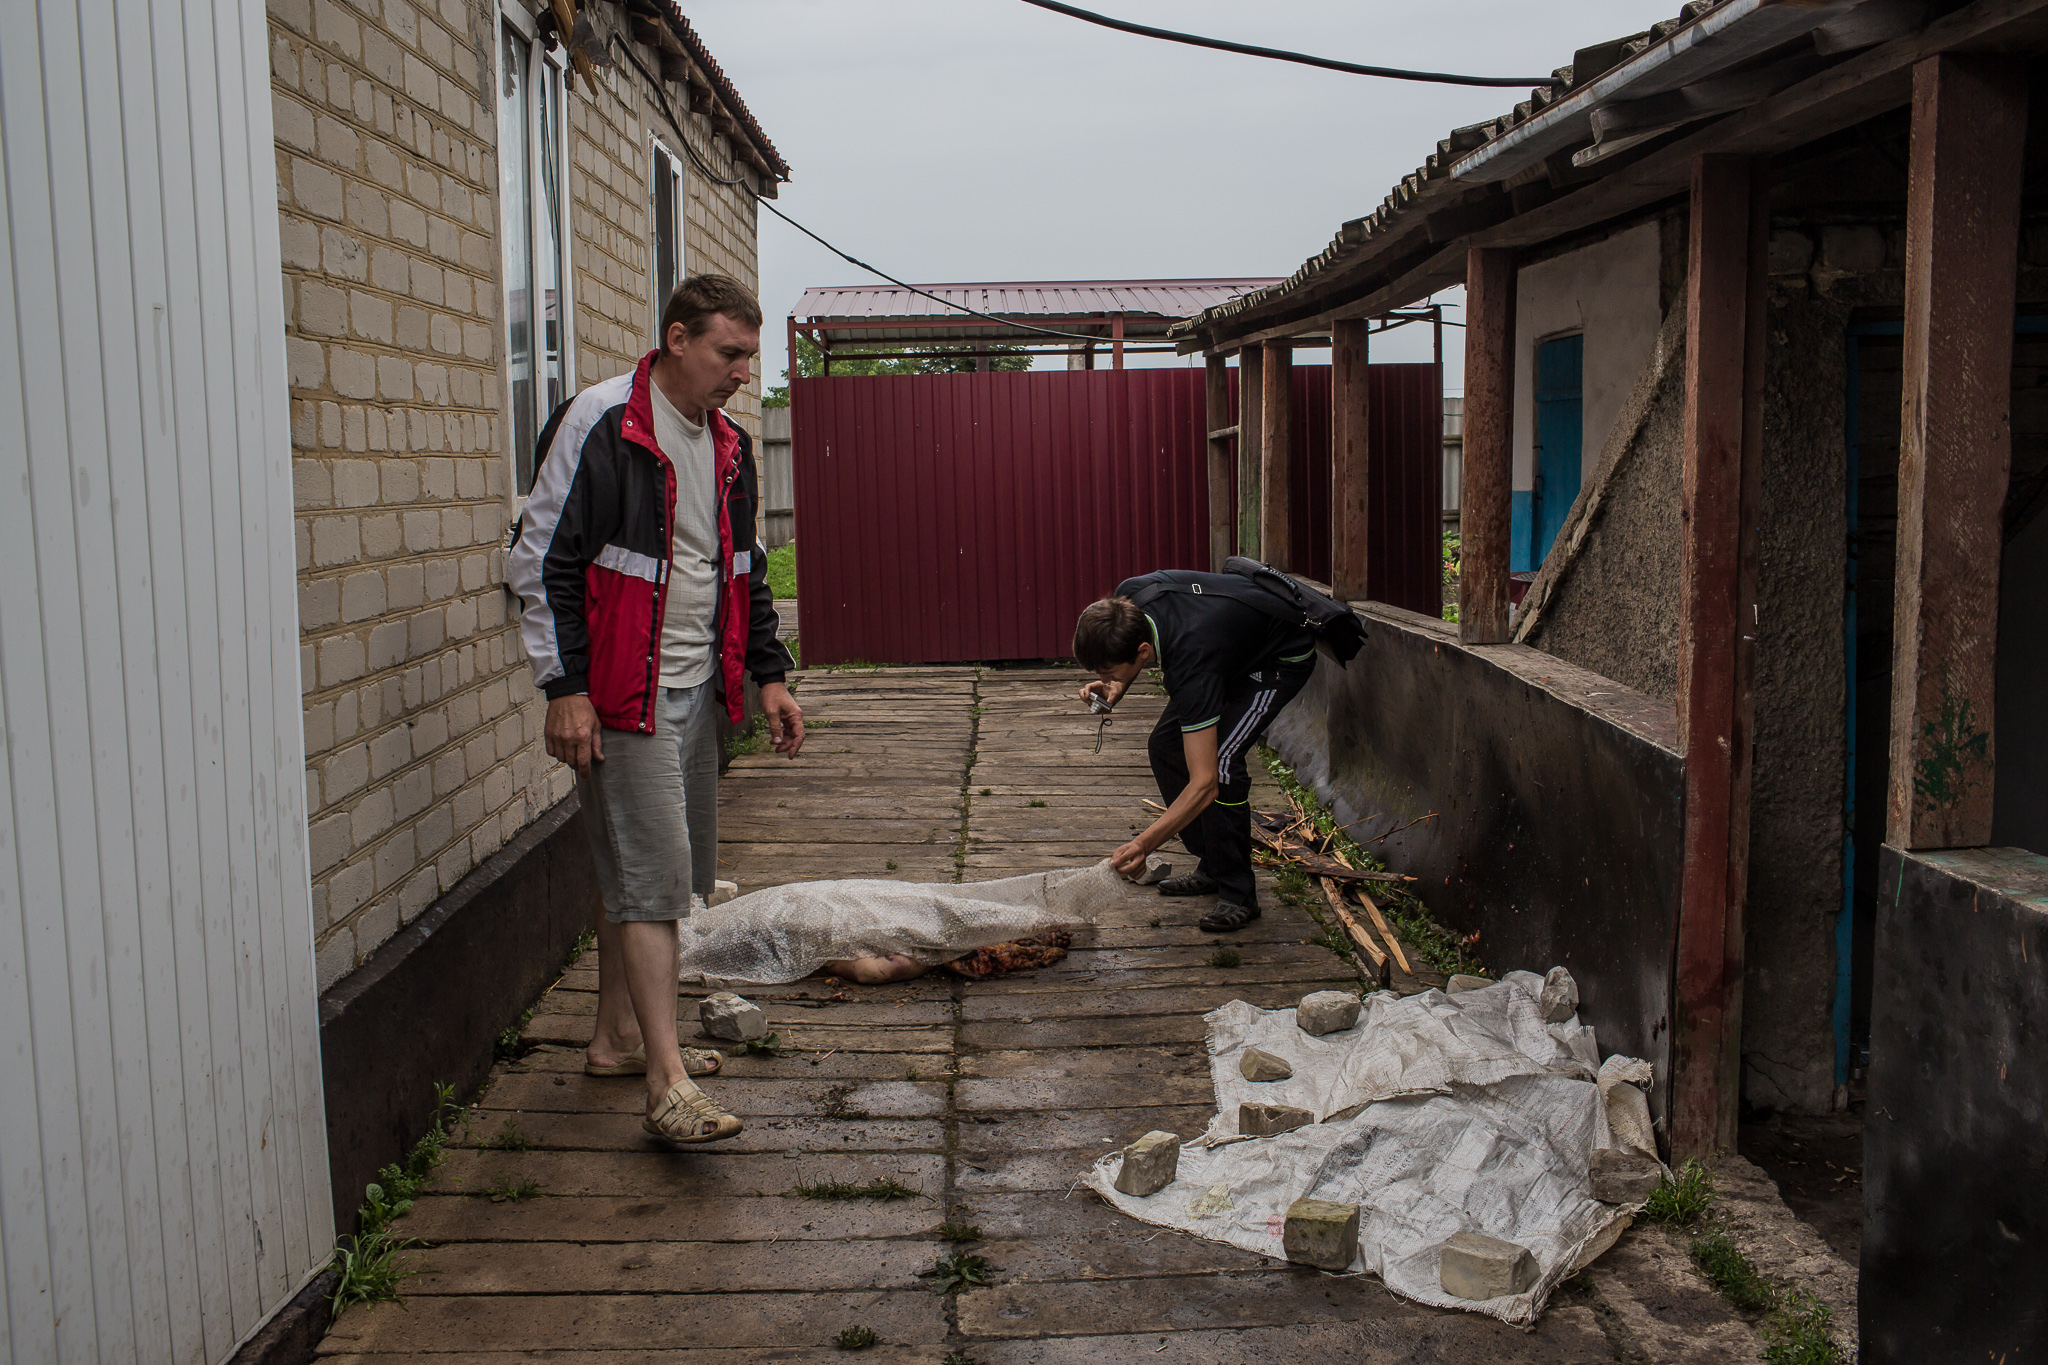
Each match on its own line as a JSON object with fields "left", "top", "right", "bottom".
{"left": 273, "top": 0, "right": 770, "bottom": 989}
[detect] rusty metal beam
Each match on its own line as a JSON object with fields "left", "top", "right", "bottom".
{"left": 1888, "top": 54, "right": 2027, "bottom": 850}
{"left": 1671, "top": 154, "right": 1767, "bottom": 1161}
{"left": 1331, "top": 318, "right": 1371, "bottom": 600}
{"left": 1459, "top": 248, "right": 1515, "bottom": 644}
{"left": 1261, "top": 342, "right": 1294, "bottom": 571}
{"left": 1238, "top": 345, "right": 1265, "bottom": 560}
{"left": 1206, "top": 355, "right": 1234, "bottom": 571}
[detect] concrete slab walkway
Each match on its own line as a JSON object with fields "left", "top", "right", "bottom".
{"left": 320, "top": 665, "right": 1842, "bottom": 1363}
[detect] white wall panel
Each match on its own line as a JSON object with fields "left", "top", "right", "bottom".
{"left": 0, "top": 0, "right": 333, "bottom": 1360}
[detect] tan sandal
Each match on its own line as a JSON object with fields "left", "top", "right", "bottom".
{"left": 643, "top": 1081, "right": 743, "bottom": 1144}
{"left": 584, "top": 1045, "right": 723, "bottom": 1078}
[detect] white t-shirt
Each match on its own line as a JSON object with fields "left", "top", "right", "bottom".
{"left": 650, "top": 383, "right": 720, "bottom": 689}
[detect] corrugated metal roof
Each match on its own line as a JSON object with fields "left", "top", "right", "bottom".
{"left": 1171, "top": 0, "right": 1901, "bottom": 344}
{"left": 795, "top": 279, "right": 1281, "bottom": 344}
{"left": 660, "top": 4, "right": 790, "bottom": 181}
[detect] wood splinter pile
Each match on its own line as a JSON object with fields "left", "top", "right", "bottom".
{"left": 1251, "top": 797, "right": 1419, "bottom": 990}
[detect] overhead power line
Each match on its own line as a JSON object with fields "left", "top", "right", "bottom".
{"left": 1014, "top": 0, "right": 1555, "bottom": 88}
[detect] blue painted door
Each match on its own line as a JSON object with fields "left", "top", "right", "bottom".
{"left": 1533, "top": 333, "right": 1584, "bottom": 565}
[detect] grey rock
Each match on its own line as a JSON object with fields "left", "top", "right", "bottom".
{"left": 1239, "top": 1101, "right": 1315, "bottom": 1137}
{"left": 1590, "top": 1147, "right": 1665, "bottom": 1204}
{"left": 1132, "top": 855, "right": 1174, "bottom": 885}
{"left": 1445, "top": 974, "right": 1494, "bottom": 994}
{"left": 1113, "top": 1130, "right": 1181, "bottom": 1197}
{"left": 698, "top": 990, "right": 768, "bottom": 1041}
{"left": 1296, "top": 990, "right": 1361, "bottom": 1036}
{"left": 1283, "top": 1196, "right": 1360, "bottom": 1270}
{"left": 1540, "top": 966, "right": 1580, "bottom": 1022}
{"left": 1439, "top": 1230, "right": 1537, "bottom": 1300}
{"left": 1239, "top": 1047, "right": 1294, "bottom": 1082}
{"left": 708, "top": 879, "right": 739, "bottom": 908}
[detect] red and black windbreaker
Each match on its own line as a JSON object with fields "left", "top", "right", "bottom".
{"left": 505, "top": 349, "right": 792, "bottom": 731}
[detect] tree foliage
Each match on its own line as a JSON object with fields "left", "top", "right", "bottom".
{"left": 764, "top": 335, "right": 1032, "bottom": 406}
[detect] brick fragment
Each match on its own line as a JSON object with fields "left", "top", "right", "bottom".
{"left": 1239, "top": 1047, "right": 1293, "bottom": 1083}
{"left": 1296, "top": 990, "right": 1360, "bottom": 1036}
{"left": 1112, "top": 1130, "right": 1180, "bottom": 1197}
{"left": 1283, "top": 1197, "right": 1359, "bottom": 1270}
{"left": 1589, "top": 1148, "right": 1664, "bottom": 1204}
{"left": 1438, "top": 1230, "right": 1536, "bottom": 1300}
{"left": 697, "top": 991, "right": 767, "bottom": 1041}
{"left": 1445, "top": 974, "right": 1493, "bottom": 993}
{"left": 1239, "top": 1102, "right": 1314, "bottom": 1137}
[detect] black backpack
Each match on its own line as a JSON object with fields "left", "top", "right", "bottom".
{"left": 1129, "top": 558, "right": 1367, "bottom": 667}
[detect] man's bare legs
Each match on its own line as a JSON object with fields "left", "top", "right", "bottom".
{"left": 587, "top": 912, "right": 699, "bottom": 1113}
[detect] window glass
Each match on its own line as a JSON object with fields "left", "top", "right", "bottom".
{"left": 652, "top": 143, "right": 684, "bottom": 339}
{"left": 500, "top": 19, "right": 569, "bottom": 494}
{"left": 499, "top": 22, "right": 534, "bottom": 484}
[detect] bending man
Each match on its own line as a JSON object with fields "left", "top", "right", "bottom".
{"left": 508, "top": 275, "right": 800, "bottom": 1144}
{"left": 1074, "top": 571, "right": 1317, "bottom": 932}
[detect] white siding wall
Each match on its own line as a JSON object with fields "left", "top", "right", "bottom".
{"left": 0, "top": 0, "right": 332, "bottom": 1360}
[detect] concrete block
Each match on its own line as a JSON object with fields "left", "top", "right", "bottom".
{"left": 1590, "top": 1148, "right": 1664, "bottom": 1204}
{"left": 1296, "top": 990, "right": 1360, "bottom": 1036}
{"left": 1239, "top": 1102, "right": 1314, "bottom": 1137}
{"left": 1439, "top": 1230, "right": 1536, "bottom": 1300}
{"left": 698, "top": 990, "right": 767, "bottom": 1041}
{"left": 708, "top": 880, "right": 738, "bottom": 908}
{"left": 1239, "top": 1047, "right": 1293, "bottom": 1083}
{"left": 1131, "top": 855, "right": 1173, "bottom": 885}
{"left": 1540, "top": 966, "right": 1579, "bottom": 1022}
{"left": 1445, "top": 974, "right": 1493, "bottom": 994}
{"left": 1283, "top": 1196, "right": 1359, "bottom": 1270}
{"left": 1113, "top": 1130, "right": 1181, "bottom": 1197}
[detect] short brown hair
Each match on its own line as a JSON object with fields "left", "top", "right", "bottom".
{"left": 1073, "top": 597, "right": 1147, "bottom": 671}
{"left": 660, "top": 273, "right": 764, "bottom": 347}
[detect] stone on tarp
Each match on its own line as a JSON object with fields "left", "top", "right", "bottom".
{"left": 1239, "top": 1047, "right": 1293, "bottom": 1082}
{"left": 1439, "top": 1230, "right": 1537, "bottom": 1300}
{"left": 1590, "top": 1147, "right": 1664, "bottom": 1204}
{"left": 1296, "top": 990, "right": 1361, "bottom": 1036}
{"left": 1239, "top": 1101, "right": 1314, "bottom": 1137}
{"left": 1539, "top": 966, "right": 1579, "bottom": 1022}
{"left": 1445, "top": 974, "right": 1494, "bottom": 994}
{"left": 698, "top": 990, "right": 768, "bottom": 1041}
{"left": 1283, "top": 1196, "right": 1360, "bottom": 1270}
{"left": 708, "top": 880, "right": 739, "bottom": 907}
{"left": 1114, "top": 1130, "right": 1181, "bottom": 1196}
{"left": 1132, "top": 855, "right": 1174, "bottom": 885}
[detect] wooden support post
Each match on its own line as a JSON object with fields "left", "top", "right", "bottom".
{"left": 1671, "top": 154, "right": 1768, "bottom": 1161}
{"left": 1238, "top": 345, "right": 1265, "bottom": 560}
{"left": 1261, "top": 341, "right": 1294, "bottom": 571}
{"left": 1206, "top": 354, "right": 1233, "bottom": 571}
{"left": 1460, "top": 249, "right": 1515, "bottom": 643}
{"left": 1331, "top": 318, "right": 1371, "bottom": 600}
{"left": 1112, "top": 313, "right": 1126, "bottom": 371}
{"left": 1889, "top": 55, "right": 2026, "bottom": 850}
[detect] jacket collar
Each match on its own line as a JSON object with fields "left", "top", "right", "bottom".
{"left": 630, "top": 347, "right": 742, "bottom": 482}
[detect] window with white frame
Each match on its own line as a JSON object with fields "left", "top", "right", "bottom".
{"left": 650, "top": 139, "right": 686, "bottom": 342}
{"left": 498, "top": 9, "right": 571, "bottom": 494}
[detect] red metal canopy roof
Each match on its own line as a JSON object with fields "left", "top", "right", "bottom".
{"left": 793, "top": 279, "right": 1280, "bottom": 346}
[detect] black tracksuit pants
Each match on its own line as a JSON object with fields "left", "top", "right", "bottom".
{"left": 1147, "top": 658, "right": 1316, "bottom": 909}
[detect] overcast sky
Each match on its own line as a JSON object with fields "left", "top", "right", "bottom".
{"left": 686, "top": 1, "right": 1682, "bottom": 394}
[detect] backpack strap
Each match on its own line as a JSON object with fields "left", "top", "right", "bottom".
{"left": 1128, "top": 573, "right": 1315, "bottom": 630}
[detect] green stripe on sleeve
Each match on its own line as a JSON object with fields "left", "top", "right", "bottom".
{"left": 1180, "top": 717, "right": 1220, "bottom": 733}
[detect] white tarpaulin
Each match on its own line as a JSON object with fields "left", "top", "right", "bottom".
{"left": 1086, "top": 971, "right": 1654, "bottom": 1325}
{"left": 676, "top": 861, "right": 1117, "bottom": 985}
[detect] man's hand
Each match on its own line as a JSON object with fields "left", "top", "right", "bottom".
{"left": 546, "top": 695, "right": 604, "bottom": 776}
{"left": 1079, "top": 678, "right": 1124, "bottom": 711}
{"left": 761, "top": 681, "right": 804, "bottom": 758}
{"left": 1112, "top": 835, "right": 1153, "bottom": 877}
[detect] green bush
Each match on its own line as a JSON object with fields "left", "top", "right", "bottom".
{"left": 1641, "top": 1158, "right": 1714, "bottom": 1228}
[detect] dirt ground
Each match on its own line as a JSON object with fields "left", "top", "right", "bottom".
{"left": 320, "top": 664, "right": 1858, "bottom": 1362}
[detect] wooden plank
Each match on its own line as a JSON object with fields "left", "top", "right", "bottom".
{"left": 1353, "top": 887, "right": 1413, "bottom": 979}
{"left": 1887, "top": 55, "right": 2027, "bottom": 849}
{"left": 1260, "top": 341, "right": 1294, "bottom": 570}
{"left": 1238, "top": 345, "right": 1264, "bottom": 559}
{"left": 1318, "top": 876, "right": 1387, "bottom": 971}
{"left": 1330, "top": 318, "right": 1371, "bottom": 600}
{"left": 1206, "top": 354, "right": 1233, "bottom": 571}
{"left": 1671, "top": 154, "right": 1768, "bottom": 1161}
{"left": 1459, "top": 248, "right": 1516, "bottom": 644}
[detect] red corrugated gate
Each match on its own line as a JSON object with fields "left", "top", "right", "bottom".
{"left": 791, "top": 363, "right": 1439, "bottom": 665}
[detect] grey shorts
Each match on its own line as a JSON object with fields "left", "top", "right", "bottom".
{"left": 577, "top": 681, "right": 720, "bottom": 923}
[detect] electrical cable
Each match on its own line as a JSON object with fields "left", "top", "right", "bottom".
{"left": 1014, "top": 0, "right": 1553, "bottom": 89}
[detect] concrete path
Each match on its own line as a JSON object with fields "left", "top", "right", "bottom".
{"left": 320, "top": 665, "right": 1819, "bottom": 1363}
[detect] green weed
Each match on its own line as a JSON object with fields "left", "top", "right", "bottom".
{"left": 791, "top": 1177, "right": 920, "bottom": 1201}
{"left": 920, "top": 1251, "right": 996, "bottom": 1294}
{"left": 482, "top": 1176, "right": 542, "bottom": 1203}
{"left": 1641, "top": 1158, "right": 1714, "bottom": 1228}
{"left": 486, "top": 1117, "right": 533, "bottom": 1152}
{"left": 980, "top": 787, "right": 992, "bottom": 796}
{"left": 885, "top": 859, "right": 898, "bottom": 870}
{"left": 734, "top": 1032, "right": 784, "bottom": 1057}
{"left": 835, "top": 1324, "right": 876, "bottom": 1349}
{"left": 943, "top": 1353, "right": 979, "bottom": 1365}
{"left": 1762, "top": 1290, "right": 1848, "bottom": 1364}
{"left": 1688, "top": 1230, "right": 1774, "bottom": 1311}
{"left": 1027, "top": 798, "right": 1047, "bottom": 808}
{"left": 327, "top": 1226, "right": 421, "bottom": 1320}
{"left": 494, "top": 1008, "right": 534, "bottom": 1061}
{"left": 937, "top": 1220, "right": 982, "bottom": 1242}
{"left": 1209, "top": 946, "right": 1242, "bottom": 968}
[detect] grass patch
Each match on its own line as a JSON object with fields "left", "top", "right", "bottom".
{"left": 1209, "top": 946, "right": 1243, "bottom": 968}
{"left": 494, "top": 1009, "right": 534, "bottom": 1061}
{"left": 482, "top": 1176, "right": 542, "bottom": 1203}
{"left": 1641, "top": 1158, "right": 1714, "bottom": 1228}
{"left": 1027, "top": 798, "right": 1047, "bottom": 808}
{"left": 486, "top": 1117, "right": 534, "bottom": 1151}
{"left": 790, "top": 1177, "right": 921, "bottom": 1201}
{"left": 1310, "top": 923, "right": 1357, "bottom": 966}
{"left": 979, "top": 787, "right": 992, "bottom": 796}
{"left": 920, "top": 1251, "right": 996, "bottom": 1294}
{"left": 937, "top": 1220, "right": 982, "bottom": 1242}
{"left": 1689, "top": 1230, "right": 1774, "bottom": 1311}
{"left": 766, "top": 542, "right": 798, "bottom": 600}
{"left": 1763, "top": 1290, "right": 1848, "bottom": 1365}
{"left": 328, "top": 1226, "right": 422, "bottom": 1319}
{"left": 1258, "top": 747, "right": 1483, "bottom": 977}
{"left": 733, "top": 1032, "right": 784, "bottom": 1057}
{"left": 725, "top": 713, "right": 770, "bottom": 760}
{"left": 834, "top": 1325, "right": 877, "bottom": 1350}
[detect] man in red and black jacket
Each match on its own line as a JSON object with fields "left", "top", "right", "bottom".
{"left": 507, "top": 275, "right": 797, "bottom": 1146}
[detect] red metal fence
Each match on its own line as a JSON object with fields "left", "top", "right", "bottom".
{"left": 790, "top": 362, "right": 1440, "bottom": 665}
